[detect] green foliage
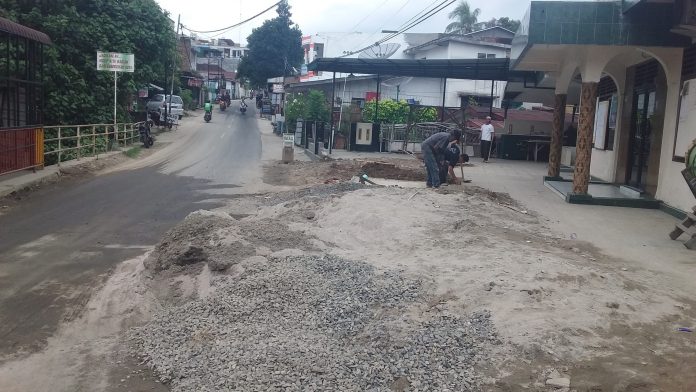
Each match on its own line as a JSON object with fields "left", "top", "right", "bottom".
{"left": 0, "top": 0, "right": 176, "bottom": 125}
{"left": 497, "top": 17, "right": 521, "bottom": 33}
{"left": 237, "top": 1, "right": 303, "bottom": 88}
{"left": 123, "top": 146, "right": 141, "bottom": 158}
{"left": 285, "top": 90, "right": 329, "bottom": 130}
{"left": 445, "top": 1, "right": 481, "bottom": 34}
{"left": 285, "top": 93, "right": 307, "bottom": 131}
{"left": 363, "top": 99, "right": 437, "bottom": 124}
{"left": 180, "top": 89, "right": 194, "bottom": 110}
{"left": 305, "top": 90, "right": 329, "bottom": 122}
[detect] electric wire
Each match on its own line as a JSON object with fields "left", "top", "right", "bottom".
{"left": 341, "top": 0, "right": 456, "bottom": 57}
{"left": 182, "top": 1, "right": 281, "bottom": 34}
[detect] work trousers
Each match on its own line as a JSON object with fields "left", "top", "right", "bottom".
{"left": 481, "top": 140, "right": 492, "bottom": 161}
{"left": 423, "top": 145, "right": 442, "bottom": 188}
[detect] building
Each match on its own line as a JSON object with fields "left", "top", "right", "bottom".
{"left": 292, "top": 30, "right": 512, "bottom": 108}
{"left": 510, "top": 0, "right": 696, "bottom": 213}
{"left": 182, "top": 36, "right": 248, "bottom": 100}
{"left": 0, "top": 17, "right": 50, "bottom": 176}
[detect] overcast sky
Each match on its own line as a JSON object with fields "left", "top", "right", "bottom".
{"left": 156, "top": 0, "right": 535, "bottom": 44}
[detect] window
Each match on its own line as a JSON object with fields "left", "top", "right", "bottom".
{"left": 486, "top": 54, "right": 496, "bottom": 59}
{"left": 477, "top": 53, "right": 486, "bottom": 59}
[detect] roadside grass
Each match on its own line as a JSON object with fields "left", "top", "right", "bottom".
{"left": 123, "top": 146, "right": 141, "bottom": 158}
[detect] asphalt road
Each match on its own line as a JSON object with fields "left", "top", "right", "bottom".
{"left": 0, "top": 102, "right": 262, "bottom": 357}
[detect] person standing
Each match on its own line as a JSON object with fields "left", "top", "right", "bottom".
{"left": 421, "top": 129, "right": 462, "bottom": 188}
{"left": 480, "top": 116, "right": 495, "bottom": 163}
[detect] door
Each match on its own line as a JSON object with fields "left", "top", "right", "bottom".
{"left": 627, "top": 90, "right": 656, "bottom": 190}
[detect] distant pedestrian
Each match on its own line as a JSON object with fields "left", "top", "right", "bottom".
{"left": 480, "top": 116, "right": 495, "bottom": 163}
{"left": 421, "top": 129, "right": 462, "bottom": 188}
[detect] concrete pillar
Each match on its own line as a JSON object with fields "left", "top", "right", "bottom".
{"left": 572, "top": 82, "right": 598, "bottom": 194}
{"left": 548, "top": 94, "right": 567, "bottom": 178}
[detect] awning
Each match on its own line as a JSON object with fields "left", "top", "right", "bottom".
{"left": 0, "top": 17, "right": 51, "bottom": 45}
{"left": 148, "top": 83, "right": 164, "bottom": 91}
{"left": 307, "top": 58, "right": 512, "bottom": 81}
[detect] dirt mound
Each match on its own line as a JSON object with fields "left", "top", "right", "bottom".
{"left": 145, "top": 210, "right": 317, "bottom": 273}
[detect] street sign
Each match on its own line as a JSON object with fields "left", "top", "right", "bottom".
{"left": 272, "top": 84, "right": 284, "bottom": 94}
{"left": 283, "top": 134, "right": 295, "bottom": 146}
{"left": 97, "top": 51, "right": 134, "bottom": 73}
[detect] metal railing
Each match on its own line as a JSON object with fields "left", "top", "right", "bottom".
{"left": 43, "top": 122, "right": 145, "bottom": 166}
{"left": 381, "top": 122, "right": 481, "bottom": 153}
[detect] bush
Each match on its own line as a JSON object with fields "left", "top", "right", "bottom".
{"left": 363, "top": 99, "right": 438, "bottom": 124}
{"left": 180, "top": 89, "right": 194, "bottom": 110}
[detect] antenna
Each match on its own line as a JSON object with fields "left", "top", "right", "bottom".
{"left": 358, "top": 43, "right": 401, "bottom": 59}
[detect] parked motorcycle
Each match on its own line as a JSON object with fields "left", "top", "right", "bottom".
{"left": 138, "top": 121, "right": 154, "bottom": 148}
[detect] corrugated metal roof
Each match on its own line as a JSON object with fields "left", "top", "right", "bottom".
{"left": 308, "top": 58, "right": 511, "bottom": 81}
{"left": 0, "top": 17, "right": 51, "bottom": 45}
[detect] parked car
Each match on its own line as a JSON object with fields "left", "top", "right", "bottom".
{"left": 146, "top": 94, "right": 184, "bottom": 120}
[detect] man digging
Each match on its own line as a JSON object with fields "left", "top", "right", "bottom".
{"left": 421, "top": 129, "right": 462, "bottom": 189}
{"left": 439, "top": 143, "right": 469, "bottom": 186}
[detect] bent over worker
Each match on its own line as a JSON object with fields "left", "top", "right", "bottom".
{"left": 421, "top": 129, "right": 462, "bottom": 188}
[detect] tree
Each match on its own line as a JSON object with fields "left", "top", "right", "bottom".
{"left": 237, "top": 0, "right": 303, "bottom": 88}
{"left": 497, "top": 17, "right": 521, "bottom": 33}
{"left": 363, "top": 100, "right": 437, "bottom": 124}
{"left": 445, "top": 1, "right": 481, "bottom": 34}
{"left": 0, "top": 0, "right": 176, "bottom": 125}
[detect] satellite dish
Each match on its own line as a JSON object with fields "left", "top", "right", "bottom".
{"left": 381, "top": 76, "right": 413, "bottom": 88}
{"left": 358, "top": 43, "right": 401, "bottom": 59}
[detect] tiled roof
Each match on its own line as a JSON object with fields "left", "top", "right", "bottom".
{"left": 0, "top": 17, "right": 50, "bottom": 44}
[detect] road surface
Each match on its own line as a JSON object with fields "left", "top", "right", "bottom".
{"left": 0, "top": 102, "right": 263, "bottom": 358}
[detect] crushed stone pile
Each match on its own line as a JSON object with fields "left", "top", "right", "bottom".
{"left": 130, "top": 255, "right": 497, "bottom": 391}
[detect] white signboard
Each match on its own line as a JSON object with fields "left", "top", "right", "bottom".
{"left": 272, "top": 84, "right": 284, "bottom": 94}
{"left": 283, "top": 134, "right": 295, "bottom": 146}
{"left": 97, "top": 51, "right": 134, "bottom": 73}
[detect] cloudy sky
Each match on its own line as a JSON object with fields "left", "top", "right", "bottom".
{"left": 156, "top": 0, "right": 535, "bottom": 44}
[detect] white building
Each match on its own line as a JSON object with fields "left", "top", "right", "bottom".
{"left": 294, "top": 27, "right": 514, "bottom": 108}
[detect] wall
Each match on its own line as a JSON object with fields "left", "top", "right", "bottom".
{"left": 655, "top": 48, "right": 694, "bottom": 211}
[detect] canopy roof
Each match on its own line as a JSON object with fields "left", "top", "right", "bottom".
{"left": 0, "top": 17, "right": 51, "bottom": 44}
{"left": 307, "top": 57, "right": 512, "bottom": 81}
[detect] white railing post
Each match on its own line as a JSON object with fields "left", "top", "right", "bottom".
{"left": 57, "top": 127, "right": 62, "bottom": 166}
{"left": 77, "top": 126, "right": 81, "bottom": 160}
{"left": 92, "top": 125, "right": 96, "bottom": 158}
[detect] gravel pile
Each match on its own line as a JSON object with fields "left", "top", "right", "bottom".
{"left": 131, "top": 255, "right": 497, "bottom": 391}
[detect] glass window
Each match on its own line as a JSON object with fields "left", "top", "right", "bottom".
{"left": 477, "top": 53, "right": 486, "bottom": 59}
{"left": 487, "top": 54, "right": 496, "bottom": 59}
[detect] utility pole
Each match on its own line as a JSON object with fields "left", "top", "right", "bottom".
{"left": 167, "top": 14, "right": 180, "bottom": 124}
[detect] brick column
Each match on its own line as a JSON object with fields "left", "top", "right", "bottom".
{"left": 548, "top": 94, "right": 567, "bottom": 178}
{"left": 572, "top": 82, "right": 598, "bottom": 194}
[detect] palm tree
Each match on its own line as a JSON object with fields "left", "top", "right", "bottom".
{"left": 445, "top": 1, "right": 481, "bottom": 34}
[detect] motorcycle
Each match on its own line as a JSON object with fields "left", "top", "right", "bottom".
{"left": 204, "top": 111, "right": 212, "bottom": 122}
{"left": 240, "top": 98, "right": 247, "bottom": 114}
{"left": 138, "top": 121, "right": 154, "bottom": 148}
{"left": 220, "top": 101, "right": 227, "bottom": 111}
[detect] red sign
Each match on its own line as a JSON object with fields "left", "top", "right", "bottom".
{"left": 365, "top": 92, "right": 380, "bottom": 102}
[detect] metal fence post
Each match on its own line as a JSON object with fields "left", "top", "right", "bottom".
{"left": 77, "top": 126, "right": 81, "bottom": 160}
{"left": 92, "top": 125, "right": 96, "bottom": 157}
{"left": 57, "top": 127, "right": 62, "bottom": 166}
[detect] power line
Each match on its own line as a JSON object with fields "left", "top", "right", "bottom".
{"left": 346, "top": 0, "right": 414, "bottom": 54}
{"left": 342, "top": 0, "right": 456, "bottom": 57}
{"left": 182, "top": 1, "right": 281, "bottom": 34}
{"left": 377, "top": 0, "right": 456, "bottom": 44}
{"left": 347, "top": 0, "right": 392, "bottom": 33}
